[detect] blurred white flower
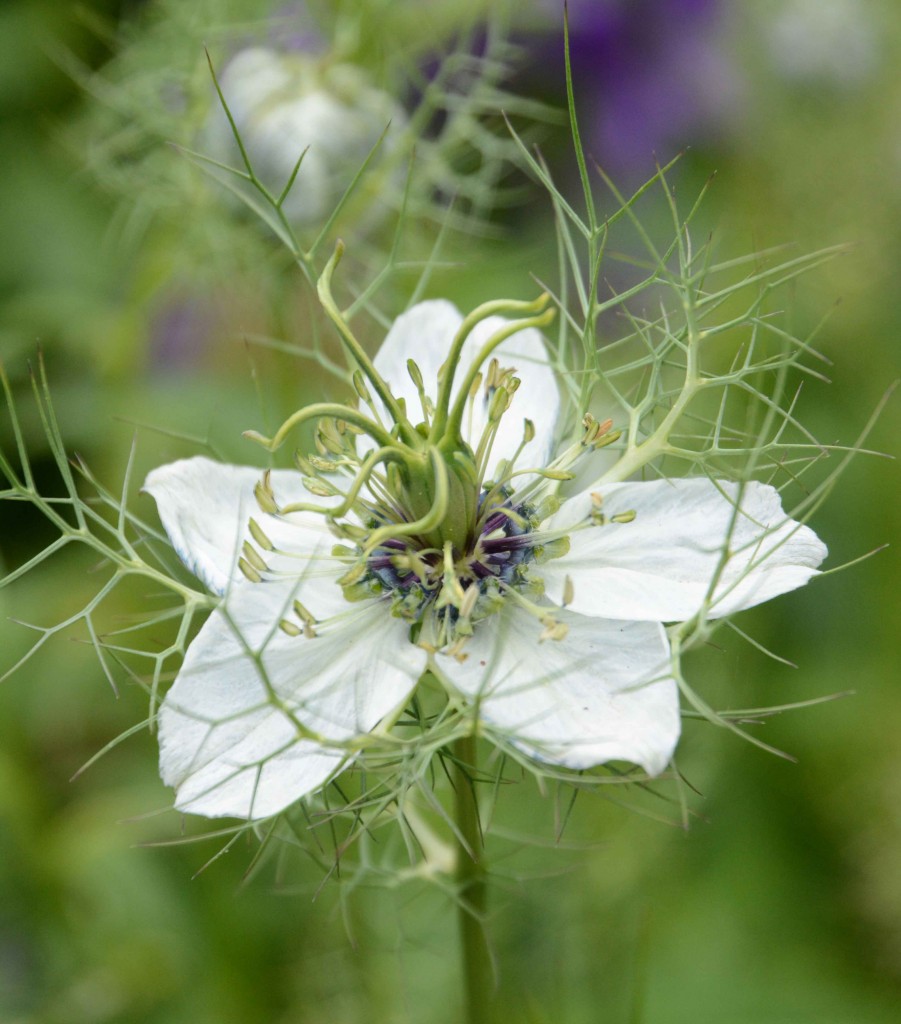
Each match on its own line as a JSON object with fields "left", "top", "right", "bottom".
{"left": 205, "top": 46, "right": 407, "bottom": 225}
{"left": 145, "top": 300, "right": 827, "bottom": 820}
{"left": 765, "top": 0, "right": 881, "bottom": 86}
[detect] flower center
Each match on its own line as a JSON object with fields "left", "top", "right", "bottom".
{"left": 242, "top": 279, "right": 620, "bottom": 647}
{"left": 365, "top": 491, "right": 537, "bottom": 626}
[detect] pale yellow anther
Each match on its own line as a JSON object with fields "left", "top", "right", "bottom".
{"left": 406, "top": 358, "right": 424, "bottom": 391}
{"left": 539, "top": 617, "right": 569, "bottom": 643}
{"left": 593, "top": 428, "right": 622, "bottom": 450}
{"left": 487, "top": 385, "right": 510, "bottom": 423}
{"left": 459, "top": 584, "right": 479, "bottom": 620}
{"left": 293, "top": 599, "right": 316, "bottom": 626}
{"left": 581, "top": 414, "right": 619, "bottom": 448}
{"left": 333, "top": 522, "right": 368, "bottom": 542}
{"left": 254, "top": 471, "right": 279, "bottom": 515}
{"left": 248, "top": 517, "right": 275, "bottom": 551}
{"left": 436, "top": 541, "right": 466, "bottom": 610}
{"left": 317, "top": 430, "right": 345, "bottom": 457}
{"left": 238, "top": 557, "right": 263, "bottom": 584}
{"left": 610, "top": 509, "right": 637, "bottom": 524}
{"left": 279, "top": 619, "right": 303, "bottom": 637}
{"left": 307, "top": 481, "right": 336, "bottom": 498}
{"left": 352, "top": 369, "right": 372, "bottom": 404}
{"left": 444, "top": 637, "right": 470, "bottom": 663}
{"left": 562, "top": 575, "right": 575, "bottom": 607}
{"left": 338, "top": 561, "right": 368, "bottom": 587}
{"left": 242, "top": 541, "right": 268, "bottom": 573}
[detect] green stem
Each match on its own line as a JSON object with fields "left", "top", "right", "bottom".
{"left": 242, "top": 401, "right": 398, "bottom": 453}
{"left": 317, "top": 242, "right": 419, "bottom": 445}
{"left": 453, "top": 734, "right": 493, "bottom": 1024}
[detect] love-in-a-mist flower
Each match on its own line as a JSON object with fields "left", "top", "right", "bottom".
{"left": 204, "top": 46, "right": 406, "bottom": 225}
{"left": 145, "top": 272, "right": 827, "bottom": 820}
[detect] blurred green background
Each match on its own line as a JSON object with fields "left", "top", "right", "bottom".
{"left": 1, "top": 1, "right": 899, "bottom": 1022}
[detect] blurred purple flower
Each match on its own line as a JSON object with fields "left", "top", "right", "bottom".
{"left": 149, "top": 295, "right": 216, "bottom": 372}
{"left": 526, "top": 0, "right": 742, "bottom": 180}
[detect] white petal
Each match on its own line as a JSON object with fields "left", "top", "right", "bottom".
{"left": 434, "top": 606, "right": 679, "bottom": 775}
{"left": 143, "top": 456, "right": 343, "bottom": 601}
{"left": 542, "top": 478, "right": 828, "bottom": 621}
{"left": 159, "top": 588, "right": 427, "bottom": 819}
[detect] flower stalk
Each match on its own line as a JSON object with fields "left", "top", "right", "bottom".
{"left": 453, "top": 733, "right": 494, "bottom": 1024}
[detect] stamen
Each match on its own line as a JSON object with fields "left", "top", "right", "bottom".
{"left": 352, "top": 369, "right": 372, "bottom": 406}
{"left": 581, "top": 413, "right": 621, "bottom": 449}
{"left": 238, "top": 557, "right": 263, "bottom": 583}
{"left": 241, "top": 541, "right": 268, "bottom": 573}
{"left": 248, "top": 517, "right": 274, "bottom": 551}
{"left": 406, "top": 358, "right": 433, "bottom": 427}
{"left": 459, "top": 584, "right": 479, "bottom": 620}
{"left": 293, "top": 599, "right": 318, "bottom": 639}
{"left": 436, "top": 541, "right": 466, "bottom": 611}
{"left": 244, "top": 400, "right": 399, "bottom": 454}
{"left": 496, "top": 580, "right": 569, "bottom": 643}
{"left": 254, "top": 471, "right": 279, "bottom": 514}
{"left": 279, "top": 445, "right": 401, "bottom": 520}
{"left": 539, "top": 618, "right": 569, "bottom": 643}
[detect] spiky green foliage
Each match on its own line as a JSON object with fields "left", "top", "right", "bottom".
{"left": 59, "top": 0, "right": 546, "bottom": 286}
{"left": 1, "top": 6, "right": 880, "bottom": 893}
{"left": 1, "top": 158, "right": 876, "bottom": 876}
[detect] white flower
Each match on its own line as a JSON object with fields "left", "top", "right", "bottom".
{"left": 765, "top": 0, "right": 880, "bottom": 87}
{"left": 205, "top": 47, "right": 406, "bottom": 225}
{"left": 144, "top": 299, "right": 827, "bottom": 820}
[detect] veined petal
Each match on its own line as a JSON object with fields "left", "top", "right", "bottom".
{"left": 542, "top": 478, "right": 827, "bottom": 622}
{"left": 159, "top": 587, "right": 427, "bottom": 819}
{"left": 434, "top": 606, "right": 679, "bottom": 775}
{"left": 143, "top": 456, "right": 343, "bottom": 599}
